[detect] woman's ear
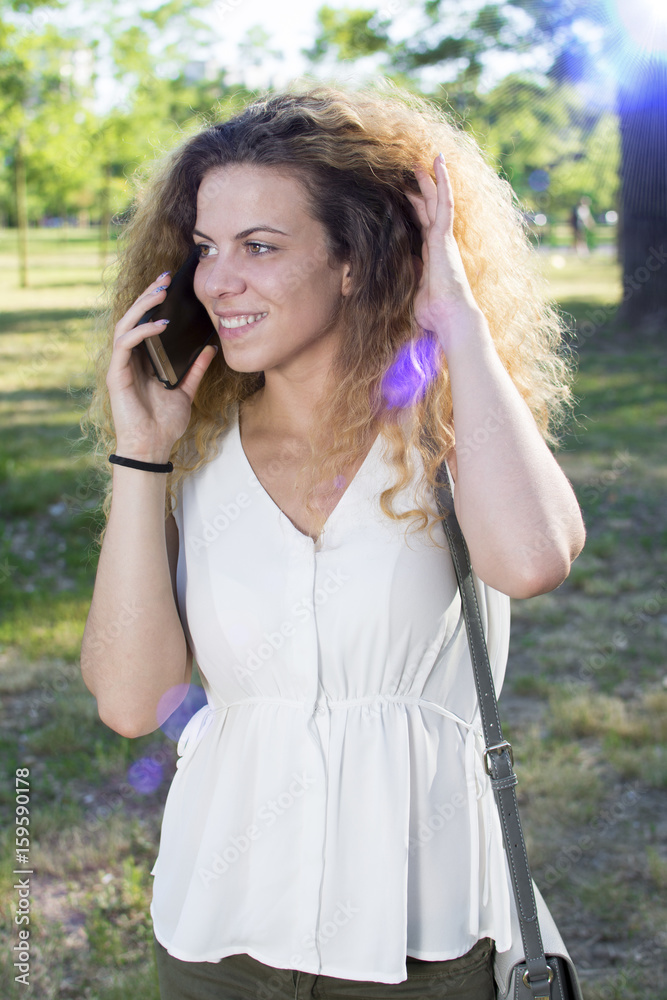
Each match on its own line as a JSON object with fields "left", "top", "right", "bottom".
{"left": 341, "top": 262, "right": 353, "bottom": 296}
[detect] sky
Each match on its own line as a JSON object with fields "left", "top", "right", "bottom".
{"left": 201, "top": 0, "right": 329, "bottom": 87}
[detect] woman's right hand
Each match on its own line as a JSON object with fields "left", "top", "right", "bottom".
{"left": 106, "top": 273, "right": 218, "bottom": 462}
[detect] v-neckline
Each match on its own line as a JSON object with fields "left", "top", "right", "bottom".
{"left": 235, "top": 403, "right": 382, "bottom": 544}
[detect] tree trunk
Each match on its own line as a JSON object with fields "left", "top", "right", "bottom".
{"left": 99, "top": 161, "right": 112, "bottom": 269}
{"left": 16, "top": 130, "right": 28, "bottom": 289}
{"left": 615, "top": 58, "right": 667, "bottom": 331}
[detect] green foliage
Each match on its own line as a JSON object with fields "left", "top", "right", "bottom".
{"left": 0, "top": 0, "right": 255, "bottom": 225}
{"left": 305, "top": 2, "right": 620, "bottom": 217}
{"left": 461, "top": 76, "right": 619, "bottom": 212}
{"left": 0, "top": 0, "right": 623, "bottom": 229}
{"left": 85, "top": 857, "right": 155, "bottom": 967}
{"left": 139, "top": 0, "right": 211, "bottom": 32}
{"left": 306, "top": 5, "right": 390, "bottom": 63}
{"left": 1, "top": 0, "right": 61, "bottom": 9}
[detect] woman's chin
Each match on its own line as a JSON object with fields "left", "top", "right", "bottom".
{"left": 216, "top": 343, "right": 265, "bottom": 375}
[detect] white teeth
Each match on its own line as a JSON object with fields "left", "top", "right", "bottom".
{"left": 219, "top": 312, "right": 268, "bottom": 329}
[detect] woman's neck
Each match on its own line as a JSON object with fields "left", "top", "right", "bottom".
{"left": 241, "top": 372, "right": 329, "bottom": 442}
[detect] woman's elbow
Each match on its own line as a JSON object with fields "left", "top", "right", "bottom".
{"left": 96, "top": 700, "right": 160, "bottom": 739}
{"left": 80, "top": 656, "right": 153, "bottom": 736}
{"left": 506, "top": 557, "right": 571, "bottom": 598}
{"left": 505, "top": 525, "right": 586, "bottom": 598}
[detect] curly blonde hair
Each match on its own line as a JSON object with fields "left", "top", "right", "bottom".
{"left": 85, "top": 83, "right": 571, "bottom": 542}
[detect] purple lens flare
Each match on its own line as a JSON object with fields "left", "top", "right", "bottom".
{"left": 158, "top": 684, "right": 208, "bottom": 742}
{"left": 127, "top": 756, "right": 164, "bottom": 794}
{"left": 381, "top": 336, "right": 442, "bottom": 410}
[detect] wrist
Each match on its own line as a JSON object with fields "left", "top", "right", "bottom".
{"left": 436, "top": 306, "right": 492, "bottom": 358}
{"left": 109, "top": 454, "right": 173, "bottom": 473}
{"left": 113, "top": 444, "right": 174, "bottom": 465}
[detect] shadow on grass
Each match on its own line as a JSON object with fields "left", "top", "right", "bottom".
{"left": 0, "top": 465, "right": 104, "bottom": 520}
{"left": 0, "top": 412, "right": 84, "bottom": 453}
{"left": 0, "top": 309, "right": 95, "bottom": 335}
{"left": 561, "top": 318, "right": 667, "bottom": 453}
{"left": 21, "top": 279, "right": 105, "bottom": 289}
{"left": 0, "top": 387, "right": 83, "bottom": 406}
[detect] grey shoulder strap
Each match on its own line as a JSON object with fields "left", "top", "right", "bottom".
{"left": 430, "top": 454, "right": 554, "bottom": 1000}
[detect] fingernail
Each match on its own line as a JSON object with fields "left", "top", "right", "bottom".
{"left": 155, "top": 285, "right": 168, "bottom": 292}
{"left": 157, "top": 271, "right": 170, "bottom": 279}
{"left": 438, "top": 152, "right": 446, "bottom": 163}
{"left": 156, "top": 318, "right": 170, "bottom": 326}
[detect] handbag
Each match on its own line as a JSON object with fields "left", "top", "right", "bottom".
{"left": 430, "top": 452, "right": 584, "bottom": 1000}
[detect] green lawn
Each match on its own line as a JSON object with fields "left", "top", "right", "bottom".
{"left": 1, "top": 229, "right": 665, "bottom": 999}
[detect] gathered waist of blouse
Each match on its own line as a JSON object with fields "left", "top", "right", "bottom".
{"left": 176, "top": 694, "right": 481, "bottom": 758}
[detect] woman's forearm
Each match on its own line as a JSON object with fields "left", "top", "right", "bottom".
{"left": 80, "top": 467, "right": 190, "bottom": 737}
{"left": 446, "top": 311, "right": 585, "bottom": 597}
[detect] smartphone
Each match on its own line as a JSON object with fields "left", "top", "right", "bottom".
{"left": 138, "top": 253, "right": 216, "bottom": 389}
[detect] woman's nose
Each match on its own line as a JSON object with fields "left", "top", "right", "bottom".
{"left": 202, "top": 254, "right": 247, "bottom": 298}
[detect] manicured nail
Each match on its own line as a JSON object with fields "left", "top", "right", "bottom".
{"left": 157, "top": 271, "right": 170, "bottom": 279}
{"left": 438, "top": 152, "right": 445, "bottom": 163}
{"left": 155, "top": 285, "right": 168, "bottom": 292}
{"left": 156, "top": 318, "right": 170, "bottom": 326}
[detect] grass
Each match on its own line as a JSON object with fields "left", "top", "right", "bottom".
{"left": 0, "top": 228, "right": 165, "bottom": 999}
{"left": 1, "top": 228, "right": 666, "bottom": 997}
{"left": 504, "top": 249, "right": 667, "bottom": 997}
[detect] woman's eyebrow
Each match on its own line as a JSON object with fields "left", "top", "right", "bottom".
{"left": 192, "top": 226, "right": 290, "bottom": 241}
{"left": 235, "top": 226, "right": 290, "bottom": 239}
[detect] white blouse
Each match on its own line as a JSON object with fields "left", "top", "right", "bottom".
{"left": 150, "top": 403, "right": 514, "bottom": 984}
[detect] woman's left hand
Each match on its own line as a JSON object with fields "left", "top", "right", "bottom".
{"left": 406, "top": 155, "right": 485, "bottom": 354}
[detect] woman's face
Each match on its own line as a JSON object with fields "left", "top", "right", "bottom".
{"left": 192, "top": 164, "right": 351, "bottom": 376}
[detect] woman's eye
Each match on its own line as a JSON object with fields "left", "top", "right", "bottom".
{"left": 246, "top": 242, "right": 271, "bottom": 255}
{"left": 195, "top": 243, "right": 216, "bottom": 258}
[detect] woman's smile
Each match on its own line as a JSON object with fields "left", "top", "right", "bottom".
{"left": 216, "top": 311, "right": 269, "bottom": 333}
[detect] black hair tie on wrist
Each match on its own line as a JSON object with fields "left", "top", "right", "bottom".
{"left": 109, "top": 454, "right": 173, "bottom": 473}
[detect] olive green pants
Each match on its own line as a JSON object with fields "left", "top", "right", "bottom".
{"left": 153, "top": 934, "right": 495, "bottom": 1000}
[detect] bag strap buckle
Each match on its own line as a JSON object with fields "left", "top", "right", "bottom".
{"left": 483, "top": 740, "right": 514, "bottom": 775}
{"left": 523, "top": 962, "right": 554, "bottom": 999}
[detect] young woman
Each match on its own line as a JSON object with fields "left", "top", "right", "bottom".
{"left": 81, "top": 86, "right": 585, "bottom": 1000}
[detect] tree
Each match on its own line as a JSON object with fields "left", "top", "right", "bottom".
{"left": 457, "top": 76, "right": 619, "bottom": 217}
{"left": 507, "top": 0, "right": 667, "bottom": 328}
{"left": 0, "top": 0, "right": 65, "bottom": 284}
{"left": 306, "top": 4, "right": 619, "bottom": 216}
{"left": 305, "top": 5, "right": 390, "bottom": 64}
{"left": 0, "top": 0, "right": 253, "bottom": 277}
{"left": 615, "top": 58, "right": 667, "bottom": 329}
{"left": 308, "top": 0, "right": 666, "bottom": 328}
